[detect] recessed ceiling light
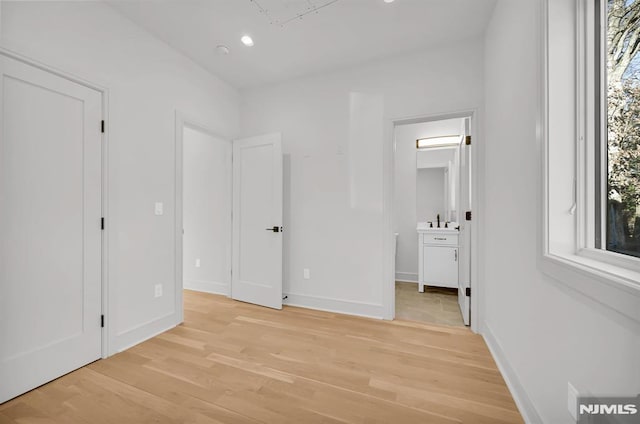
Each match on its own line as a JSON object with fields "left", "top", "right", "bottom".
{"left": 216, "top": 45, "right": 230, "bottom": 55}
{"left": 384, "top": 0, "right": 395, "bottom": 3}
{"left": 241, "top": 35, "right": 254, "bottom": 47}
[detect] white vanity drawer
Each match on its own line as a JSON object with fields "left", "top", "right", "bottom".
{"left": 423, "top": 233, "right": 458, "bottom": 246}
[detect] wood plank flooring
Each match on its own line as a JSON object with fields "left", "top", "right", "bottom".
{"left": 395, "top": 282, "right": 465, "bottom": 327}
{"left": 0, "top": 290, "right": 522, "bottom": 423}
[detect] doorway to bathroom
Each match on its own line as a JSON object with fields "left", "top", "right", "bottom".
{"left": 391, "top": 114, "right": 473, "bottom": 327}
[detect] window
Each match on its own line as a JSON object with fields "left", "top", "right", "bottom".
{"left": 572, "top": 0, "right": 640, "bottom": 270}
{"left": 597, "top": 0, "right": 640, "bottom": 259}
{"left": 541, "top": 0, "right": 640, "bottom": 322}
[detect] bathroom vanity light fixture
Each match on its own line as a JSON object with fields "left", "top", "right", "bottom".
{"left": 416, "top": 135, "right": 462, "bottom": 149}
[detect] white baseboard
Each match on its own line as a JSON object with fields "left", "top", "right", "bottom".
{"left": 482, "top": 323, "right": 543, "bottom": 424}
{"left": 395, "top": 271, "right": 418, "bottom": 283}
{"left": 396, "top": 279, "right": 419, "bottom": 284}
{"left": 284, "top": 292, "right": 385, "bottom": 320}
{"left": 184, "top": 279, "right": 229, "bottom": 296}
{"left": 113, "top": 312, "right": 179, "bottom": 355}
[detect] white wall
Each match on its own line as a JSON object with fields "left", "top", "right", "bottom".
{"left": 182, "top": 126, "right": 231, "bottom": 296}
{"left": 240, "top": 41, "right": 484, "bottom": 317}
{"left": 483, "top": 1, "right": 640, "bottom": 422}
{"left": 394, "top": 120, "right": 460, "bottom": 282}
{"left": 1, "top": 1, "right": 239, "bottom": 354}
{"left": 416, "top": 168, "right": 445, "bottom": 225}
{"left": 416, "top": 148, "right": 456, "bottom": 169}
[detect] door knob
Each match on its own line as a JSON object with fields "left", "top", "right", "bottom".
{"left": 265, "top": 226, "right": 282, "bottom": 233}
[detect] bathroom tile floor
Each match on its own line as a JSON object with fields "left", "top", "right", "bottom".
{"left": 395, "top": 281, "right": 465, "bottom": 327}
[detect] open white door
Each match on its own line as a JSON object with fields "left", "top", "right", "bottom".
{"left": 0, "top": 55, "right": 103, "bottom": 403}
{"left": 232, "top": 133, "right": 283, "bottom": 309}
{"left": 458, "top": 119, "right": 472, "bottom": 326}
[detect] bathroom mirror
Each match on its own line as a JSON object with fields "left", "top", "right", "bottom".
{"left": 416, "top": 146, "right": 459, "bottom": 225}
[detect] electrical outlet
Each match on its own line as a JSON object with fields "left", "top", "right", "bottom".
{"left": 303, "top": 268, "right": 310, "bottom": 279}
{"left": 568, "top": 382, "right": 579, "bottom": 421}
{"left": 195, "top": 258, "right": 201, "bottom": 268}
{"left": 154, "top": 202, "right": 164, "bottom": 216}
{"left": 154, "top": 284, "right": 163, "bottom": 298}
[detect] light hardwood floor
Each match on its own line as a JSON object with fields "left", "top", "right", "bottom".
{"left": 0, "top": 291, "right": 522, "bottom": 423}
{"left": 395, "top": 282, "right": 465, "bottom": 327}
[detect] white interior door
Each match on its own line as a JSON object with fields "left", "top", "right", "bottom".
{"left": 458, "top": 119, "right": 472, "bottom": 326}
{"left": 0, "top": 55, "right": 103, "bottom": 403}
{"left": 232, "top": 133, "right": 283, "bottom": 309}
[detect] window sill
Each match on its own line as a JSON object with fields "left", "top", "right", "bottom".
{"left": 539, "top": 251, "right": 640, "bottom": 324}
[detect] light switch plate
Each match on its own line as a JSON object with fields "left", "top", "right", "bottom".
{"left": 195, "top": 258, "right": 201, "bottom": 268}
{"left": 154, "top": 284, "right": 163, "bottom": 298}
{"left": 303, "top": 268, "right": 310, "bottom": 279}
{"left": 155, "top": 202, "right": 164, "bottom": 216}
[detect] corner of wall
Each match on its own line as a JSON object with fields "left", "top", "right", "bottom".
{"left": 112, "top": 313, "right": 180, "bottom": 355}
{"left": 482, "top": 323, "right": 544, "bottom": 424}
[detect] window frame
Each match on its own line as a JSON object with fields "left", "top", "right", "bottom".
{"left": 577, "top": 0, "right": 640, "bottom": 271}
{"left": 540, "top": 0, "right": 640, "bottom": 324}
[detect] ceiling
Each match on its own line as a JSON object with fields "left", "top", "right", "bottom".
{"left": 107, "top": 0, "right": 497, "bottom": 89}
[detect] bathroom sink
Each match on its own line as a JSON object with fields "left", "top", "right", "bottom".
{"left": 416, "top": 222, "right": 459, "bottom": 232}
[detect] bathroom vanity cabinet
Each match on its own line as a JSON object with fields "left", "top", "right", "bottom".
{"left": 417, "top": 224, "right": 459, "bottom": 292}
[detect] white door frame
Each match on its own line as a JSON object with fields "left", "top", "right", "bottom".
{"left": 174, "top": 112, "right": 232, "bottom": 323}
{"left": 383, "top": 109, "right": 482, "bottom": 333}
{"left": 0, "top": 48, "right": 110, "bottom": 356}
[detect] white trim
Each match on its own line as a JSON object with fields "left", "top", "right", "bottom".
{"left": 579, "top": 247, "right": 640, "bottom": 272}
{"left": 101, "top": 83, "right": 111, "bottom": 358}
{"left": 175, "top": 111, "right": 233, "bottom": 325}
{"left": 395, "top": 272, "right": 418, "bottom": 283}
{"left": 0, "top": 47, "right": 109, "bottom": 92}
{"left": 184, "top": 279, "right": 230, "bottom": 296}
{"left": 0, "top": 48, "right": 112, "bottom": 358}
{"left": 482, "top": 324, "right": 544, "bottom": 424}
{"left": 383, "top": 109, "right": 481, "bottom": 333}
{"left": 284, "top": 293, "right": 385, "bottom": 319}
{"left": 114, "top": 314, "right": 178, "bottom": 353}
{"left": 539, "top": 254, "right": 640, "bottom": 323}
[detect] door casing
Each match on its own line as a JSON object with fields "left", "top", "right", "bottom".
{"left": 385, "top": 110, "right": 481, "bottom": 333}
{"left": 174, "top": 112, "right": 233, "bottom": 322}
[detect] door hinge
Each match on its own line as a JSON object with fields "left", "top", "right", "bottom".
{"left": 101, "top": 217, "right": 105, "bottom": 230}
{"left": 101, "top": 120, "right": 105, "bottom": 133}
{"left": 465, "top": 287, "right": 471, "bottom": 297}
{"left": 101, "top": 315, "right": 105, "bottom": 328}
{"left": 465, "top": 211, "right": 472, "bottom": 221}
{"left": 465, "top": 135, "right": 471, "bottom": 145}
